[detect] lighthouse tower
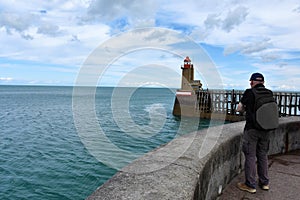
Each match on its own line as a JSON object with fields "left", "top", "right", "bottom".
{"left": 181, "top": 56, "right": 194, "bottom": 90}
{"left": 180, "top": 56, "right": 202, "bottom": 91}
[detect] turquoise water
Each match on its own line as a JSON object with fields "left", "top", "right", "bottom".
{"left": 0, "top": 86, "right": 223, "bottom": 200}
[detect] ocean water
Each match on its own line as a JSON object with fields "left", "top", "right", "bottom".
{"left": 0, "top": 86, "right": 224, "bottom": 200}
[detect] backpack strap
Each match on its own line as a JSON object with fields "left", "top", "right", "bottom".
{"left": 252, "top": 87, "right": 275, "bottom": 108}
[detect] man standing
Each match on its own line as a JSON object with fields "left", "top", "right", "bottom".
{"left": 237, "top": 72, "right": 272, "bottom": 194}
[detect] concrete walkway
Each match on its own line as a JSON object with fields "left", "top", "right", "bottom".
{"left": 219, "top": 149, "right": 300, "bottom": 200}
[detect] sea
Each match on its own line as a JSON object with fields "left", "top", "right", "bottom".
{"left": 0, "top": 85, "right": 225, "bottom": 200}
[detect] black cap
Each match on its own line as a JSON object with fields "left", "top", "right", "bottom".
{"left": 249, "top": 73, "right": 264, "bottom": 81}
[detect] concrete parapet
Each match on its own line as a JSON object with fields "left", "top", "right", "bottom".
{"left": 86, "top": 117, "right": 300, "bottom": 200}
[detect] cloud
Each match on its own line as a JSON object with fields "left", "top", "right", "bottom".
{"left": 86, "top": 0, "right": 157, "bottom": 21}
{"left": 258, "top": 52, "right": 281, "bottom": 62}
{"left": 224, "top": 38, "right": 273, "bottom": 55}
{"left": 204, "top": 6, "right": 248, "bottom": 32}
{"left": 252, "top": 61, "right": 300, "bottom": 90}
{"left": 293, "top": 5, "right": 300, "bottom": 13}
{"left": 204, "top": 14, "right": 221, "bottom": 30}
{"left": 196, "top": 1, "right": 300, "bottom": 65}
{"left": 83, "top": 0, "right": 158, "bottom": 32}
{"left": 0, "top": 11, "right": 62, "bottom": 39}
{"left": 0, "top": 0, "right": 300, "bottom": 89}
{"left": 37, "top": 23, "right": 63, "bottom": 37}
{"left": 0, "top": 1, "right": 90, "bottom": 39}
{"left": 144, "top": 29, "right": 170, "bottom": 42}
{"left": 70, "top": 35, "right": 80, "bottom": 42}
{"left": 0, "top": 77, "right": 13, "bottom": 81}
{"left": 0, "top": 12, "right": 37, "bottom": 39}
{"left": 222, "top": 6, "right": 248, "bottom": 32}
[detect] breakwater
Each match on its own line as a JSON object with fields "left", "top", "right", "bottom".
{"left": 173, "top": 89, "right": 300, "bottom": 121}
{"left": 173, "top": 57, "right": 300, "bottom": 122}
{"left": 86, "top": 116, "right": 300, "bottom": 200}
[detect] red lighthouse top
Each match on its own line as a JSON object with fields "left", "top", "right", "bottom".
{"left": 183, "top": 56, "right": 193, "bottom": 69}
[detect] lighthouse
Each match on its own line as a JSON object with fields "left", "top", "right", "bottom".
{"left": 181, "top": 56, "right": 194, "bottom": 90}
{"left": 180, "top": 56, "right": 202, "bottom": 92}
{"left": 173, "top": 56, "right": 203, "bottom": 116}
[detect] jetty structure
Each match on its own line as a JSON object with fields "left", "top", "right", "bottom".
{"left": 173, "top": 56, "right": 300, "bottom": 121}
{"left": 86, "top": 60, "right": 300, "bottom": 200}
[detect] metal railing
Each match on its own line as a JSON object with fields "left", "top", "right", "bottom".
{"left": 196, "top": 89, "right": 300, "bottom": 117}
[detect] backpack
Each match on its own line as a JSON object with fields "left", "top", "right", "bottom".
{"left": 252, "top": 87, "right": 279, "bottom": 130}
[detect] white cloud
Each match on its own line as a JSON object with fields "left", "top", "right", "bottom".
{"left": 0, "top": 12, "right": 37, "bottom": 39}
{"left": 224, "top": 38, "right": 273, "bottom": 55}
{"left": 252, "top": 62, "right": 300, "bottom": 90}
{"left": 222, "top": 6, "right": 248, "bottom": 32}
{"left": 37, "top": 23, "right": 63, "bottom": 36}
{"left": 204, "top": 14, "right": 221, "bottom": 30}
{"left": 293, "top": 5, "right": 300, "bottom": 12}
{"left": 0, "top": 0, "right": 299, "bottom": 89}
{"left": 0, "top": 77, "right": 13, "bottom": 81}
{"left": 83, "top": 0, "right": 158, "bottom": 29}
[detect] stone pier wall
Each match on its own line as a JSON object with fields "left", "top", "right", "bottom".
{"left": 87, "top": 117, "right": 300, "bottom": 200}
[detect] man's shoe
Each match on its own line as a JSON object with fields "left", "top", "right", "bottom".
{"left": 237, "top": 182, "right": 256, "bottom": 194}
{"left": 259, "top": 182, "right": 270, "bottom": 190}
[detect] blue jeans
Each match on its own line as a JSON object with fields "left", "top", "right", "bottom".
{"left": 242, "top": 129, "right": 270, "bottom": 189}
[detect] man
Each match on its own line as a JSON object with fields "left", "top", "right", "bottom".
{"left": 236, "top": 72, "right": 271, "bottom": 194}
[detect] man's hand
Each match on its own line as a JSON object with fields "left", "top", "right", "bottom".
{"left": 237, "top": 102, "right": 245, "bottom": 112}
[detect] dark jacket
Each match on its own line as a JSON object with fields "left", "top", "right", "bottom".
{"left": 241, "top": 83, "right": 265, "bottom": 130}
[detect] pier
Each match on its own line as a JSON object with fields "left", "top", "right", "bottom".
{"left": 86, "top": 57, "right": 300, "bottom": 199}
{"left": 173, "top": 89, "right": 300, "bottom": 121}
{"left": 86, "top": 117, "right": 300, "bottom": 200}
{"left": 173, "top": 57, "right": 300, "bottom": 121}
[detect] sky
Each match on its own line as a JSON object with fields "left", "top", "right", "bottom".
{"left": 1, "top": 0, "right": 300, "bottom": 91}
